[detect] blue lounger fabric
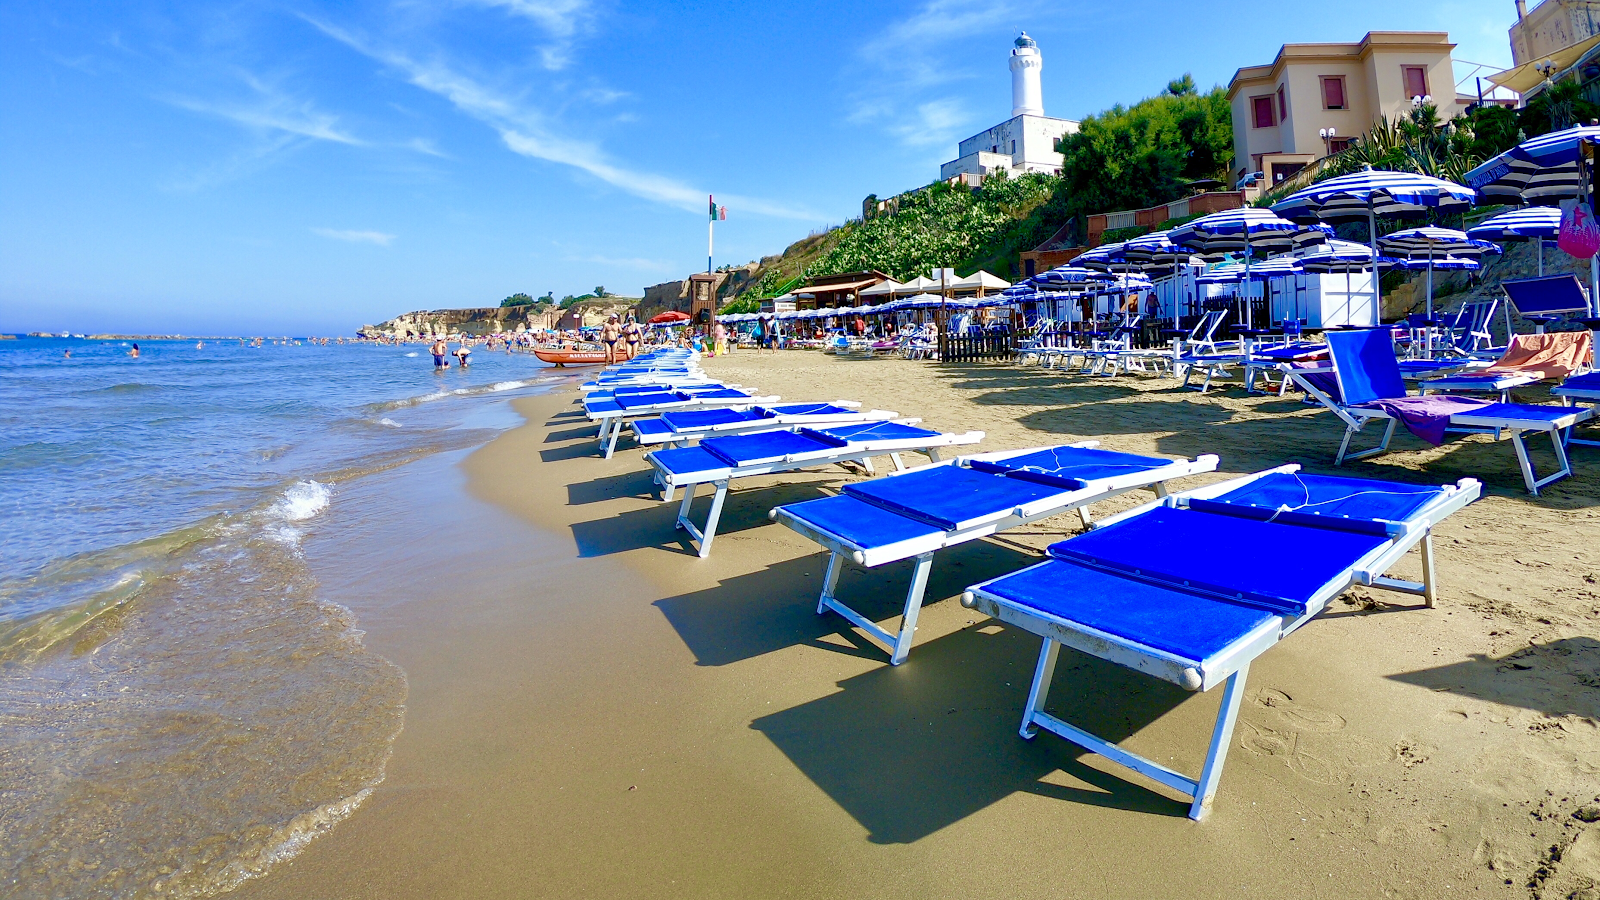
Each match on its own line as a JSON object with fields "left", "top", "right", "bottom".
{"left": 978, "top": 560, "right": 1281, "bottom": 663}
{"left": 1560, "top": 372, "right": 1600, "bottom": 392}
{"left": 614, "top": 390, "right": 685, "bottom": 410}
{"left": 969, "top": 446, "right": 1174, "bottom": 490}
{"left": 760, "top": 403, "right": 852, "bottom": 417}
{"left": 1045, "top": 508, "right": 1389, "bottom": 617}
{"left": 660, "top": 408, "right": 759, "bottom": 430}
{"left": 809, "top": 421, "right": 939, "bottom": 444}
{"left": 1187, "top": 472, "right": 1441, "bottom": 535}
{"left": 701, "top": 430, "right": 831, "bottom": 467}
{"left": 1460, "top": 402, "right": 1583, "bottom": 425}
{"left": 650, "top": 446, "right": 726, "bottom": 477}
{"left": 1326, "top": 329, "right": 1406, "bottom": 404}
{"left": 842, "top": 466, "right": 1066, "bottom": 531}
{"left": 632, "top": 418, "right": 675, "bottom": 439}
{"left": 779, "top": 494, "right": 944, "bottom": 548}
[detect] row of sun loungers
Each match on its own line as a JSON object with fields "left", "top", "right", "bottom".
{"left": 553, "top": 342, "right": 1542, "bottom": 820}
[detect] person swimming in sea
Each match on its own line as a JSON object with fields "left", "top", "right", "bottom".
{"left": 431, "top": 337, "right": 449, "bottom": 370}
{"left": 454, "top": 341, "right": 472, "bottom": 367}
{"left": 129, "top": 343, "right": 139, "bottom": 358}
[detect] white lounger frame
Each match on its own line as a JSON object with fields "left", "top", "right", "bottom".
{"left": 1281, "top": 364, "right": 1591, "bottom": 495}
{"left": 588, "top": 394, "right": 780, "bottom": 459}
{"left": 650, "top": 429, "right": 985, "bottom": 557}
{"left": 631, "top": 402, "right": 901, "bottom": 448}
{"left": 772, "top": 443, "right": 1219, "bottom": 665}
{"left": 960, "top": 467, "right": 1481, "bottom": 820}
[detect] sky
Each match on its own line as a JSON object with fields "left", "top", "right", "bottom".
{"left": 0, "top": 0, "right": 1520, "bottom": 335}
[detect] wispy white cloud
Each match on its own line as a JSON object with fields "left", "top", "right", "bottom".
{"left": 405, "top": 137, "right": 451, "bottom": 157}
{"left": 168, "top": 94, "right": 364, "bottom": 145}
{"left": 848, "top": 0, "right": 1038, "bottom": 149}
{"left": 303, "top": 15, "right": 817, "bottom": 219}
{"left": 312, "top": 227, "right": 396, "bottom": 245}
{"left": 571, "top": 253, "right": 672, "bottom": 271}
{"left": 459, "top": 0, "right": 593, "bottom": 69}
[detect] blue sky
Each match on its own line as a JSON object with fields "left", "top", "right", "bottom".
{"left": 1, "top": 0, "right": 1517, "bottom": 335}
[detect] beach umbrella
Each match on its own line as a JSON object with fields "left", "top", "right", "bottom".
{"left": 1377, "top": 227, "right": 1502, "bottom": 321}
{"left": 1270, "top": 168, "right": 1478, "bottom": 320}
{"left": 648, "top": 310, "right": 691, "bottom": 324}
{"left": 1464, "top": 125, "right": 1600, "bottom": 203}
{"left": 1124, "top": 230, "right": 1212, "bottom": 319}
{"left": 1029, "top": 265, "right": 1115, "bottom": 288}
{"left": 1467, "top": 205, "right": 1561, "bottom": 276}
{"left": 1170, "top": 208, "right": 1326, "bottom": 327}
{"left": 1075, "top": 242, "right": 1137, "bottom": 273}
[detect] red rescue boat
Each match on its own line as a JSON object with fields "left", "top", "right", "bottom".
{"left": 533, "top": 347, "right": 609, "bottom": 366}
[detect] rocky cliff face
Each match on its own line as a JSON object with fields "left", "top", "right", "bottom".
{"left": 358, "top": 307, "right": 549, "bottom": 338}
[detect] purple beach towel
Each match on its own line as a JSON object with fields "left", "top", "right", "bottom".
{"left": 1357, "top": 395, "right": 1493, "bottom": 446}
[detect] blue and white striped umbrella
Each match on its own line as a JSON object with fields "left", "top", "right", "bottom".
{"left": 1464, "top": 125, "right": 1600, "bottom": 202}
{"left": 1296, "top": 239, "right": 1404, "bottom": 273}
{"left": 1169, "top": 208, "right": 1327, "bottom": 326}
{"left": 1076, "top": 241, "right": 1140, "bottom": 273}
{"left": 1270, "top": 169, "right": 1477, "bottom": 222}
{"left": 1168, "top": 208, "right": 1320, "bottom": 254}
{"left": 1468, "top": 205, "right": 1561, "bottom": 276}
{"left": 1029, "top": 265, "right": 1114, "bottom": 287}
{"left": 1377, "top": 226, "right": 1501, "bottom": 260}
{"left": 1466, "top": 205, "right": 1561, "bottom": 240}
{"left": 1378, "top": 227, "right": 1497, "bottom": 318}
{"left": 1196, "top": 256, "right": 1303, "bottom": 284}
{"left": 1121, "top": 230, "right": 1188, "bottom": 264}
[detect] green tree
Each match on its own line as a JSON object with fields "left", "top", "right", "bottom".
{"left": 593, "top": 285, "right": 607, "bottom": 297}
{"left": 500, "top": 292, "right": 537, "bottom": 308}
{"left": 1051, "top": 79, "right": 1234, "bottom": 229}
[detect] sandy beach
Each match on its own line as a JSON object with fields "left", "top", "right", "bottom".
{"left": 233, "top": 350, "right": 1600, "bottom": 900}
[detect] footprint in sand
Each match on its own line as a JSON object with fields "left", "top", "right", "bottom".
{"left": 1237, "top": 720, "right": 1346, "bottom": 786}
{"left": 1391, "top": 738, "right": 1435, "bottom": 768}
{"left": 1252, "top": 687, "right": 1348, "bottom": 733}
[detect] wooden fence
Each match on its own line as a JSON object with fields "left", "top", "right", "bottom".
{"left": 938, "top": 331, "right": 1015, "bottom": 363}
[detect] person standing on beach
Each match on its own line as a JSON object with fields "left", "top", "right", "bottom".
{"left": 431, "top": 337, "right": 449, "bottom": 370}
{"left": 621, "top": 316, "right": 642, "bottom": 361}
{"left": 600, "top": 316, "right": 621, "bottom": 365}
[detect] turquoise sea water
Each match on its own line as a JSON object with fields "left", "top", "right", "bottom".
{"left": 0, "top": 337, "right": 570, "bottom": 898}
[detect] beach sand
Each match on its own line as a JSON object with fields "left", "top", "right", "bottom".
{"left": 235, "top": 351, "right": 1600, "bottom": 900}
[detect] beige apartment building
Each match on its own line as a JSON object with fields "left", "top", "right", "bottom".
{"left": 1227, "top": 32, "right": 1465, "bottom": 190}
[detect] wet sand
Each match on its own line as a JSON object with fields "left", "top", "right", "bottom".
{"left": 236, "top": 353, "right": 1600, "bottom": 900}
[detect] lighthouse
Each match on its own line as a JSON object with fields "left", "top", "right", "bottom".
{"left": 1010, "top": 32, "right": 1043, "bottom": 117}
{"left": 938, "top": 32, "right": 1077, "bottom": 182}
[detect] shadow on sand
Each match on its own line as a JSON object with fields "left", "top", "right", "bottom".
{"left": 750, "top": 625, "right": 1209, "bottom": 842}
{"left": 653, "top": 539, "right": 1041, "bottom": 668}
{"left": 1388, "top": 636, "right": 1600, "bottom": 721}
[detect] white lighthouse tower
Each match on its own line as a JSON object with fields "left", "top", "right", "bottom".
{"left": 939, "top": 32, "right": 1077, "bottom": 182}
{"left": 1010, "top": 32, "right": 1044, "bottom": 117}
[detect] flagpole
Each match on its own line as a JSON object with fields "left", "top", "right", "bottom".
{"left": 708, "top": 216, "right": 713, "bottom": 275}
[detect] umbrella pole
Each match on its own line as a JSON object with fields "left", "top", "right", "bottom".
{"left": 1368, "top": 203, "right": 1381, "bottom": 324}
{"left": 1243, "top": 233, "right": 1253, "bottom": 330}
{"left": 1425, "top": 254, "right": 1436, "bottom": 358}
{"left": 1537, "top": 239, "right": 1544, "bottom": 277}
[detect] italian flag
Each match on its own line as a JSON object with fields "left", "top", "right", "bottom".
{"left": 709, "top": 196, "right": 726, "bottom": 220}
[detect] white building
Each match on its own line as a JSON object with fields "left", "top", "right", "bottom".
{"left": 940, "top": 33, "right": 1079, "bottom": 181}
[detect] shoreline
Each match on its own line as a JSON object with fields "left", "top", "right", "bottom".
{"left": 234, "top": 352, "right": 1600, "bottom": 899}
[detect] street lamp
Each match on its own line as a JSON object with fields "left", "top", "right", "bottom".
{"left": 1319, "top": 126, "right": 1338, "bottom": 157}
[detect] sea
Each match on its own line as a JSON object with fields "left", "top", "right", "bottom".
{"left": 0, "top": 336, "right": 573, "bottom": 898}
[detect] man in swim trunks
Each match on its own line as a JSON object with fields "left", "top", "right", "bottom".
{"left": 431, "top": 337, "right": 449, "bottom": 369}
{"left": 600, "top": 316, "right": 622, "bottom": 365}
{"left": 621, "top": 315, "right": 642, "bottom": 360}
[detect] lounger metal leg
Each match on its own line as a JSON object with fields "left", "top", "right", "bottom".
{"left": 604, "top": 420, "right": 623, "bottom": 459}
{"left": 817, "top": 551, "right": 844, "bottom": 615}
{"left": 1189, "top": 662, "right": 1249, "bottom": 821}
{"left": 888, "top": 553, "right": 935, "bottom": 665}
{"left": 696, "top": 481, "right": 729, "bottom": 558}
{"left": 1020, "top": 639, "right": 1061, "bottom": 739}
{"left": 889, "top": 452, "right": 907, "bottom": 471}
{"left": 861, "top": 457, "right": 877, "bottom": 476}
{"left": 1338, "top": 418, "right": 1396, "bottom": 464}
{"left": 1419, "top": 532, "right": 1437, "bottom": 608}
{"left": 1077, "top": 506, "right": 1093, "bottom": 528}
{"left": 675, "top": 482, "right": 697, "bottom": 530}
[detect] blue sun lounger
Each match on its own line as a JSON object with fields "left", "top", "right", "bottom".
{"left": 1282, "top": 328, "right": 1591, "bottom": 494}
{"left": 585, "top": 387, "right": 780, "bottom": 458}
{"left": 770, "top": 444, "right": 1219, "bottom": 664}
{"left": 959, "top": 467, "right": 1481, "bottom": 820}
{"left": 630, "top": 402, "right": 901, "bottom": 448}
{"left": 647, "top": 421, "right": 985, "bottom": 557}
{"left": 1555, "top": 371, "right": 1600, "bottom": 447}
